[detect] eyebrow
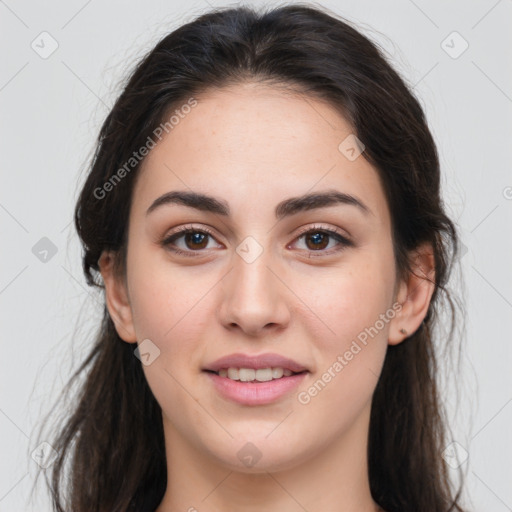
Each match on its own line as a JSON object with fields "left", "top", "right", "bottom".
{"left": 146, "top": 189, "right": 373, "bottom": 219}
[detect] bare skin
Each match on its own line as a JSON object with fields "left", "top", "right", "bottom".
{"left": 99, "top": 82, "right": 435, "bottom": 512}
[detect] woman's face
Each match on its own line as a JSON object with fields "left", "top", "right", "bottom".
{"left": 109, "top": 83, "right": 407, "bottom": 472}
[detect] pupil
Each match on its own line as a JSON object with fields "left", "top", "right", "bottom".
{"left": 307, "top": 232, "right": 328, "bottom": 250}
{"left": 186, "top": 232, "right": 207, "bottom": 249}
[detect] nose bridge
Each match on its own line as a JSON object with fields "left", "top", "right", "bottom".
{"left": 219, "top": 235, "right": 290, "bottom": 334}
{"left": 231, "top": 236, "right": 277, "bottom": 301}
{"left": 234, "top": 244, "right": 272, "bottom": 291}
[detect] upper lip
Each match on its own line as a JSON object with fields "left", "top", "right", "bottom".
{"left": 203, "top": 353, "right": 309, "bottom": 373}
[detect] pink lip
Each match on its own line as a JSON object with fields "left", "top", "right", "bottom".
{"left": 203, "top": 352, "right": 308, "bottom": 373}
{"left": 205, "top": 371, "right": 308, "bottom": 405}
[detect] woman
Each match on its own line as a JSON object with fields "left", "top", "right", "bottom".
{"left": 34, "top": 4, "right": 468, "bottom": 511}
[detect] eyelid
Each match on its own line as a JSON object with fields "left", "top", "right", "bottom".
{"left": 160, "top": 224, "right": 223, "bottom": 252}
{"left": 164, "top": 223, "right": 217, "bottom": 240}
{"left": 293, "top": 223, "right": 351, "bottom": 241}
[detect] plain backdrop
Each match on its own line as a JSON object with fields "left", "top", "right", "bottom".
{"left": 1, "top": 0, "right": 511, "bottom": 510}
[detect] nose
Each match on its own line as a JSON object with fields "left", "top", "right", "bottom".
{"left": 218, "top": 246, "right": 291, "bottom": 337}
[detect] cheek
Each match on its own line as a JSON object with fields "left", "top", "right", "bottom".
{"left": 126, "top": 256, "right": 219, "bottom": 406}
{"left": 127, "top": 264, "right": 211, "bottom": 410}
{"left": 293, "top": 265, "right": 393, "bottom": 434}
{"left": 311, "top": 257, "right": 395, "bottom": 345}
{"left": 299, "top": 255, "right": 394, "bottom": 402}
{"left": 127, "top": 251, "right": 210, "bottom": 341}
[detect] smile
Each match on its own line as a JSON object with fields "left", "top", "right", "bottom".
{"left": 213, "top": 367, "right": 301, "bottom": 381}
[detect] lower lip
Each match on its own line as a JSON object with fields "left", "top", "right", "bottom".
{"left": 204, "top": 371, "right": 308, "bottom": 405}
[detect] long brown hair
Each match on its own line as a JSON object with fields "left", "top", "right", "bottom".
{"left": 32, "top": 4, "right": 468, "bottom": 511}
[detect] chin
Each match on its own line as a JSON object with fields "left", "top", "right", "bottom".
{"left": 204, "top": 436, "right": 313, "bottom": 474}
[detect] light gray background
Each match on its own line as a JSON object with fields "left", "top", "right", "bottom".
{"left": 1, "top": 0, "right": 511, "bottom": 510}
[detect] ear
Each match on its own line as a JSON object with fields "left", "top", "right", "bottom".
{"left": 98, "top": 250, "right": 137, "bottom": 343}
{"left": 388, "top": 242, "right": 435, "bottom": 345}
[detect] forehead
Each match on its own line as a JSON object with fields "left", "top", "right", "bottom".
{"left": 132, "top": 83, "right": 389, "bottom": 223}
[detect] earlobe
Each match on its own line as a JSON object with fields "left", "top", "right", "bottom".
{"left": 388, "top": 243, "right": 435, "bottom": 345}
{"left": 98, "top": 251, "right": 137, "bottom": 343}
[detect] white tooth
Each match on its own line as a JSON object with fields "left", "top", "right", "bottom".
{"left": 283, "top": 368, "right": 293, "bottom": 377}
{"left": 255, "top": 368, "right": 273, "bottom": 382}
{"left": 218, "top": 369, "right": 228, "bottom": 378}
{"left": 239, "top": 368, "right": 256, "bottom": 382}
{"left": 271, "top": 367, "right": 284, "bottom": 379}
{"left": 227, "top": 368, "right": 240, "bottom": 380}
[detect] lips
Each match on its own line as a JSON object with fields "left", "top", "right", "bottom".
{"left": 202, "top": 352, "right": 309, "bottom": 374}
{"left": 202, "top": 353, "right": 309, "bottom": 405}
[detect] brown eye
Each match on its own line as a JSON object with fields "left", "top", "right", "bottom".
{"left": 304, "top": 231, "right": 330, "bottom": 250}
{"left": 292, "top": 226, "right": 354, "bottom": 257}
{"left": 181, "top": 231, "right": 209, "bottom": 250}
{"left": 161, "top": 226, "right": 221, "bottom": 257}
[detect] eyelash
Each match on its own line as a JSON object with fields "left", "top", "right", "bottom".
{"left": 160, "top": 223, "right": 353, "bottom": 258}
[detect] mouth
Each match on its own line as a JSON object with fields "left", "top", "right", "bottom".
{"left": 202, "top": 353, "right": 309, "bottom": 404}
{"left": 203, "top": 367, "right": 308, "bottom": 382}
